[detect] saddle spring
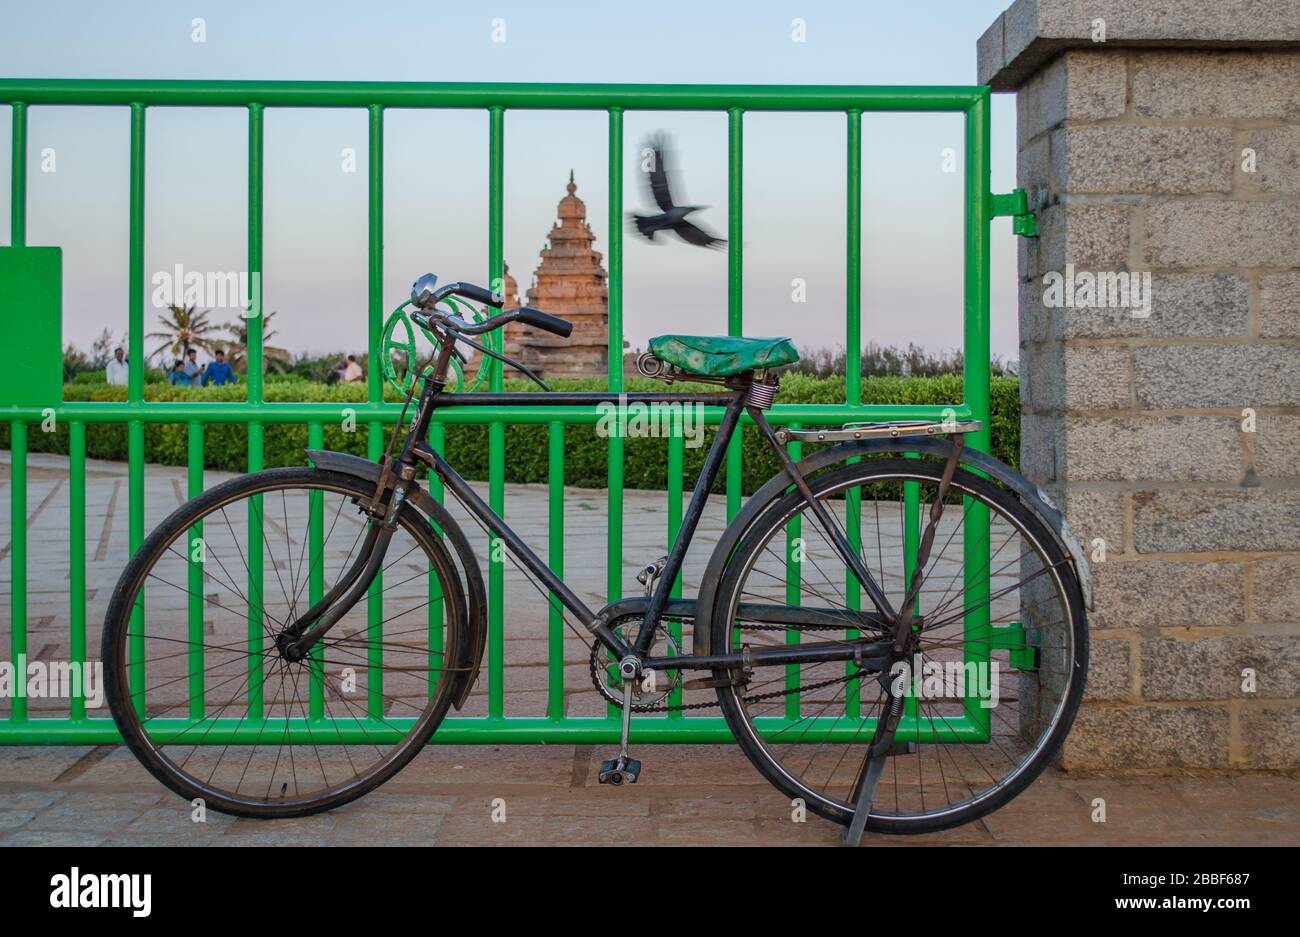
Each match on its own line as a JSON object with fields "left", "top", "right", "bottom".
{"left": 746, "top": 379, "right": 778, "bottom": 409}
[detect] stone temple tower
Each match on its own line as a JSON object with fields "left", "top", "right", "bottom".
{"left": 503, "top": 171, "right": 609, "bottom": 379}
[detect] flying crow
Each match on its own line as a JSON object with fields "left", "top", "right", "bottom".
{"left": 630, "top": 134, "right": 725, "bottom": 249}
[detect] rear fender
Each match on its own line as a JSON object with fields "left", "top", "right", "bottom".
{"left": 693, "top": 438, "right": 1092, "bottom": 654}
{"left": 305, "top": 449, "right": 486, "bottom": 710}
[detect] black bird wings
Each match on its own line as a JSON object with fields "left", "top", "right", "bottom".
{"left": 675, "top": 220, "right": 725, "bottom": 249}
{"left": 645, "top": 134, "right": 676, "bottom": 211}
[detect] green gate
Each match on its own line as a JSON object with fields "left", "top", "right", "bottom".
{"left": 0, "top": 80, "right": 1033, "bottom": 744}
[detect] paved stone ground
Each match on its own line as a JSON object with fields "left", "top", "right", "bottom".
{"left": 0, "top": 744, "right": 1297, "bottom": 845}
{"left": 2, "top": 452, "right": 1297, "bottom": 845}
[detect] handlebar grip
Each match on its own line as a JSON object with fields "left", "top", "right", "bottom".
{"left": 453, "top": 282, "right": 504, "bottom": 308}
{"left": 516, "top": 307, "right": 573, "bottom": 338}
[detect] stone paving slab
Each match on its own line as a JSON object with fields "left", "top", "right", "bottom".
{"left": 0, "top": 744, "right": 1296, "bottom": 846}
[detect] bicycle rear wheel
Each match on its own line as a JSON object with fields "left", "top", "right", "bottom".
{"left": 103, "top": 467, "right": 467, "bottom": 818}
{"left": 711, "top": 457, "right": 1087, "bottom": 834}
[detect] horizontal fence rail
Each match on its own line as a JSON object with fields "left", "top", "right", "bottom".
{"left": 1, "top": 79, "right": 1005, "bottom": 745}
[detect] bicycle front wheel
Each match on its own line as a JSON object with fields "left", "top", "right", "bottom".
{"left": 103, "top": 467, "right": 467, "bottom": 818}
{"left": 712, "top": 457, "right": 1087, "bottom": 834}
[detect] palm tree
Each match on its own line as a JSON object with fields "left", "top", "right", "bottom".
{"left": 146, "top": 304, "right": 226, "bottom": 365}
{"left": 226, "top": 310, "right": 291, "bottom": 374}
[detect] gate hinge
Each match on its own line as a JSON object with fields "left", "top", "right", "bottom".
{"left": 992, "top": 188, "right": 1038, "bottom": 238}
{"left": 990, "top": 620, "right": 1038, "bottom": 671}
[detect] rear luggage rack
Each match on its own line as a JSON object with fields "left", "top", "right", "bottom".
{"left": 774, "top": 419, "right": 981, "bottom": 444}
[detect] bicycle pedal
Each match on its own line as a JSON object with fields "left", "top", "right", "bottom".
{"left": 598, "top": 756, "right": 641, "bottom": 785}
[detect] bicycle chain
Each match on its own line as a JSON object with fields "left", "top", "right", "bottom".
{"left": 587, "top": 618, "right": 869, "bottom": 714}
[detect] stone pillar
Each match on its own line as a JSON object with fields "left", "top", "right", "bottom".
{"left": 979, "top": 0, "right": 1300, "bottom": 771}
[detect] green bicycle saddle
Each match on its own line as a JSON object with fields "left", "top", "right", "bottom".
{"left": 647, "top": 334, "right": 799, "bottom": 377}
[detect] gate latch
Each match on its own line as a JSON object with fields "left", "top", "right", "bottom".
{"left": 992, "top": 188, "right": 1038, "bottom": 238}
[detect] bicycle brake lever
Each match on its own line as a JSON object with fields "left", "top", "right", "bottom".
{"left": 446, "top": 326, "right": 552, "bottom": 392}
{"left": 411, "top": 309, "right": 470, "bottom": 366}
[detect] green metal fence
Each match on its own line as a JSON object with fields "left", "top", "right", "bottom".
{"left": 0, "top": 79, "right": 1031, "bottom": 744}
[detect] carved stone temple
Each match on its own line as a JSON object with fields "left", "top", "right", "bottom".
{"left": 502, "top": 171, "right": 610, "bottom": 379}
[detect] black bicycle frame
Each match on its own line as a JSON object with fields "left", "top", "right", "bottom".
{"left": 419, "top": 374, "right": 898, "bottom": 662}
{"left": 289, "top": 363, "right": 901, "bottom": 674}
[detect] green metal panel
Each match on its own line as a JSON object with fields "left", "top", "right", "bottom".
{"left": 0, "top": 79, "right": 1025, "bottom": 746}
{"left": 0, "top": 247, "right": 62, "bottom": 407}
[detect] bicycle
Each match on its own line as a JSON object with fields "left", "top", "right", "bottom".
{"left": 104, "top": 272, "right": 1091, "bottom": 844}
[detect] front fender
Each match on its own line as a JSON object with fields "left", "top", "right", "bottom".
{"left": 692, "top": 438, "right": 1092, "bottom": 654}
{"left": 305, "top": 449, "right": 486, "bottom": 711}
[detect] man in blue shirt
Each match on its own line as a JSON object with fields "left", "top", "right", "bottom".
{"left": 202, "top": 349, "right": 236, "bottom": 386}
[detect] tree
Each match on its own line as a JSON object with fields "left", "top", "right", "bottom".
{"left": 226, "top": 310, "right": 291, "bottom": 374}
{"left": 62, "top": 344, "right": 91, "bottom": 382}
{"left": 89, "top": 328, "right": 119, "bottom": 369}
{"left": 146, "top": 304, "right": 226, "bottom": 365}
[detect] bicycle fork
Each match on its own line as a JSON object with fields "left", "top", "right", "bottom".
{"left": 275, "top": 463, "right": 415, "bottom": 662}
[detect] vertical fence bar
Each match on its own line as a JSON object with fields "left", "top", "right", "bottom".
{"left": 365, "top": 103, "right": 386, "bottom": 719}
{"left": 68, "top": 421, "right": 86, "bottom": 720}
{"left": 366, "top": 420, "right": 383, "bottom": 718}
{"left": 9, "top": 421, "right": 27, "bottom": 721}
{"left": 7, "top": 109, "right": 31, "bottom": 721}
{"left": 186, "top": 421, "right": 205, "bottom": 720}
{"left": 845, "top": 109, "right": 862, "bottom": 407}
{"left": 127, "top": 420, "right": 144, "bottom": 716}
{"left": 427, "top": 423, "right": 446, "bottom": 699}
{"left": 366, "top": 104, "right": 383, "bottom": 408}
{"left": 126, "top": 102, "right": 147, "bottom": 716}
{"left": 127, "top": 103, "right": 146, "bottom": 405}
{"left": 962, "top": 91, "right": 993, "bottom": 740}
{"left": 606, "top": 107, "right": 625, "bottom": 619}
{"left": 487, "top": 105, "right": 506, "bottom": 720}
{"left": 246, "top": 102, "right": 266, "bottom": 719}
{"left": 783, "top": 425, "right": 802, "bottom": 719}
{"left": 902, "top": 472, "right": 920, "bottom": 727}
{"left": 246, "top": 104, "right": 264, "bottom": 404}
{"left": 10, "top": 101, "right": 26, "bottom": 245}
{"left": 844, "top": 110, "right": 864, "bottom": 721}
{"left": 605, "top": 107, "right": 625, "bottom": 720}
{"left": 844, "top": 460, "right": 861, "bottom": 721}
{"left": 666, "top": 431, "right": 684, "bottom": 715}
{"left": 246, "top": 421, "right": 264, "bottom": 719}
{"left": 725, "top": 107, "right": 743, "bottom": 521}
{"left": 307, "top": 421, "right": 325, "bottom": 720}
{"left": 547, "top": 421, "right": 565, "bottom": 721}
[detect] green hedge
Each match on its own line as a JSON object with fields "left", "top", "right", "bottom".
{"left": 1, "top": 374, "right": 1019, "bottom": 495}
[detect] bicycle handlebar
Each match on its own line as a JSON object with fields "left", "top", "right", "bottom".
{"left": 415, "top": 304, "right": 573, "bottom": 339}
{"left": 515, "top": 307, "right": 574, "bottom": 338}
{"left": 442, "top": 281, "right": 503, "bottom": 308}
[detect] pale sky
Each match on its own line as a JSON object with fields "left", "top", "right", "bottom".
{"left": 0, "top": 0, "right": 1020, "bottom": 362}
